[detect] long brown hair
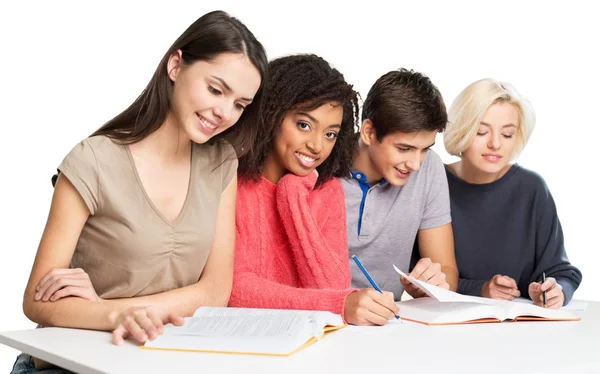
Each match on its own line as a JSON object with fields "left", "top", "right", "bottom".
{"left": 92, "top": 10, "right": 267, "bottom": 150}
{"left": 51, "top": 11, "right": 267, "bottom": 187}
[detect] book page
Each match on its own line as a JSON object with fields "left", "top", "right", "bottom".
{"left": 193, "top": 307, "right": 343, "bottom": 327}
{"left": 163, "top": 314, "right": 306, "bottom": 339}
{"left": 144, "top": 308, "right": 345, "bottom": 355}
{"left": 461, "top": 296, "right": 579, "bottom": 320}
{"left": 510, "top": 297, "right": 588, "bottom": 311}
{"left": 393, "top": 266, "right": 579, "bottom": 322}
{"left": 145, "top": 313, "right": 314, "bottom": 355}
{"left": 399, "top": 298, "right": 504, "bottom": 324}
{"left": 505, "top": 301, "right": 579, "bottom": 320}
{"left": 393, "top": 265, "right": 489, "bottom": 304}
{"left": 391, "top": 266, "right": 579, "bottom": 323}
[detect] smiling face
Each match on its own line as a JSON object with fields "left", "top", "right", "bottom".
{"left": 262, "top": 102, "right": 343, "bottom": 183}
{"left": 359, "top": 119, "right": 437, "bottom": 186}
{"left": 462, "top": 101, "right": 519, "bottom": 176}
{"left": 168, "top": 51, "right": 262, "bottom": 144}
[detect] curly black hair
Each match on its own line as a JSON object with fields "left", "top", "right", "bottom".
{"left": 238, "top": 54, "right": 359, "bottom": 187}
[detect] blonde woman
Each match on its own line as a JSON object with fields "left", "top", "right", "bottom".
{"left": 443, "top": 79, "right": 581, "bottom": 309}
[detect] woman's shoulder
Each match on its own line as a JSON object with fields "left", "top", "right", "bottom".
{"left": 194, "top": 139, "right": 236, "bottom": 163}
{"left": 193, "top": 140, "right": 239, "bottom": 190}
{"left": 61, "top": 135, "right": 123, "bottom": 167}
{"left": 512, "top": 164, "right": 551, "bottom": 193}
{"left": 74, "top": 135, "right": 123, "bottom": 155}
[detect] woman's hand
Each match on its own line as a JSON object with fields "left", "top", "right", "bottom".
{"left": 111, "top": 306, "right": 185, "bottom": 345}
{"left": 35, "top": 268, "right": 101, "bottom": 302}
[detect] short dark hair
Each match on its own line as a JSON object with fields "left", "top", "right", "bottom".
{"left": 362, "top": 68, "right": 447, "bottom": 141}
{"left": 238, "top": 54, "right": 359, "bottom": 187}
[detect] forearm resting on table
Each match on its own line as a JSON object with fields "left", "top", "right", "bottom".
{"left": 23, "top": 274, "right": 230, "bottom": 329}
{"left": 112, "top": 277, "right": 232, "bottom": 317}
{"left": 23, "top": 292, "right": 122, "bottom": 331}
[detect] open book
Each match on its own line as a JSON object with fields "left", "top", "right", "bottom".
{"left": 511, "top": 297, "right": 588, "bottom": 311}
{"left": 393, "top": 265, "right": 580, "bottom": 325}
{"left": 142, "top": 307, "right": 345, "bottom": 356}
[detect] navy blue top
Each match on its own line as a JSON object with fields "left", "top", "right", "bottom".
{"left": 446, "top": 164, "right": 582, "bottom": 305}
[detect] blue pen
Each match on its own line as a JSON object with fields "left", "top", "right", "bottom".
{"left": 352, "top": 255, "right": 400, "bottom": 319}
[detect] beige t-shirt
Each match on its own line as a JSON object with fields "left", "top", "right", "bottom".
{"left": 57, "top": 135, "right": 237, "bottom": 299}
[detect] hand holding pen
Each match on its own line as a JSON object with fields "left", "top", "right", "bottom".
{"left": 528, "top": 272, "right": 565, "bottom": 309}
{"left": 342, "top": 255, "right": 401, "bottom": 326}
{"left": 542, "top": 272, "right": 547, "bottom": 306}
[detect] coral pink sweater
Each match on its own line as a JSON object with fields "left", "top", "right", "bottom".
{"left": 229, "top": 172, "right": 355, "bottom": 317}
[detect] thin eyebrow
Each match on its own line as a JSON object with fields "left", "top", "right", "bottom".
{"left": 211, "top": 75, "right": 253, "bottom": 103}
{"left": 480, "top": 121, "right": 517, "bottom": 129}
{"left": 395, "top": 142, "right": 435, "bottom": 150}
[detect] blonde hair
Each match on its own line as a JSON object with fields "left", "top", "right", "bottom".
{"left": 444, "top": 79, "right": 536, "bottom": 160}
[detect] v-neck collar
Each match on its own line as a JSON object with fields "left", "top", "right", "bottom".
{"left": 124, "top": 143, "right": 195, "bottom": 227}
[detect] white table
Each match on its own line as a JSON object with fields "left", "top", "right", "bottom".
{"left": 2, "top": 302, "right": 599, "bottom": 374}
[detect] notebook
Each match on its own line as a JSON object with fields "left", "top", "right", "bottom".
{"left": 142, "top": 307, "right": 345, "bottom": 356}
{"left": 511, "top": 297, "right": 588, "bottom": 311}
{"left": 393, "top": 265, "right": 580, "bottom": 325}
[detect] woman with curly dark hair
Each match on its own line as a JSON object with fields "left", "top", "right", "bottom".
{"left": 230, "top": 54, "right": 400, "bottom": 326}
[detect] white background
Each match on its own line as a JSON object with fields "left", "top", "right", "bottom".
{"left": 1, "top": 0, "right": 598, "bottom": 370}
